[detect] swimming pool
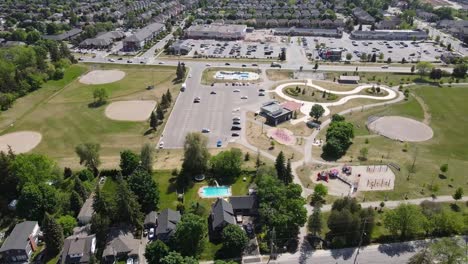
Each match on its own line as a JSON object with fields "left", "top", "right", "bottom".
{"left": 199, "top": 186, "right": 232, "bottom": 198}
{"left": 214, "top": 71, "right": 260, "bottom": 81}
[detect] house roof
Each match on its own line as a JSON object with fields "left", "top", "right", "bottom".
{"left": 229, "top": 195, "right": 258, "bottom": 211}
{"left": 43, "top": 28, "right": 82, "bottom": 41}
{"left": 281, "top": 101, "right": 302, "bottom": 112}
{"left": 144, "top": 211, "right": 158, "bottom": 225}
{"left": 103, "top": 229, "right": 139, "bottom": 258}
{"left": 211, "top": 198, "right": 235, "bottom": 229}
{"left": 60, "top": 235, "right": 95, "bottom": 264}
{"left": 77, "top": 194, "right": 94, "bottom": 223}
{"left": 0, "top": 221, "right": 38, "bottom": 251}
{"left": 155, "top": 209, "right": 181, "bottom": 236}
{"left": 124, "top": 22, "right": 164, "bottom": 43}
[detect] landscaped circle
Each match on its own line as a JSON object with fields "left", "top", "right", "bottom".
{"left": 283, "top": 85, "right": 340, "bottom": 103}
{"left": 0, "top": 131, "right": 42, "bottom": 153}
{"left": 367, "top": 116, "right": 433, "bottom": 142}
{"left": 105, "top": 100, "right": 156, "bottom": 121}
{"left": 79, "top": 70, "right": 126, "bottom": 85}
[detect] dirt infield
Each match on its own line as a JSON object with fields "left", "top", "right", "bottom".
{"left": 79, "top": 70, "right": 126, "bottom": 84}
{"left": 105, "top": 100, "right": 156, "bottom": 121}
{"left": 0, "top": 131, "right": 42, "bottom": 153}
{"left": 368, "top": 116, "right": 433, "bottom": 142}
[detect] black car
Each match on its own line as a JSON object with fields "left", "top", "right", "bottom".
{"left": 242, "top": 64, "right": 247, "bottom": 67}
{"left": 225, "top": 62, "right": 231, "bottom": 66}
{"left": 210, "top": 91, "right": 216, "bottom": 94}
{"left": 232, "top": 132, "right": 240, "bottom": 137}
{"left": 231, "top": 126, "right": 242, "bottom": 131}
{"left": 233, "top": 121, "right": 241, "bottom": 125}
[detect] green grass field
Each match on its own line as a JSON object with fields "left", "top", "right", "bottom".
{"left": 0, "top": 63, "right": 179, "bottom": 168}
{"left": 314, "top": 85, "right": 468, "bottom": 201}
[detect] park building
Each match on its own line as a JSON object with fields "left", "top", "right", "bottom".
{"left": 123, "top": 22, "right": 165, "bottom": 52}
{"left": 185, "top": 24, "right": 247, "bottom": 40}
{"left": 260, "top": 101, "right": 293, "bottom": 126}
{"left": 350, "top": 30, "right": 428, "bottom": 41}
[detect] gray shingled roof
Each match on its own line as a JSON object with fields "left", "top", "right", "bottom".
{"left": 155, "top": 209, "right": 181, "bottom": 236}
{"left": 124, "top": 23, "right": 164, "bottom": 43}
{"left": 229, "top": 195, "right": 257, "bottom": 211}
{"left": 144, "top": 211, "right": 158, "bottom": 226}
{"left": 211, "top": 199, "right": 235, "bottom": 230}
{"left": 0, "top": 221, "right": 38, "bottom": 251}
{"left": 60, "top": 235, "right": 95, "bottom": 264}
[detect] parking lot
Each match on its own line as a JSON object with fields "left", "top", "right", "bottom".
{"left": 180, "top": 39, "right": 285, "bottom": 59}
{"left": 161, "top": 66, "right": 270, "bottom": 148}
{"left": 300, "top": 32, "right": 445, "bottom": 62}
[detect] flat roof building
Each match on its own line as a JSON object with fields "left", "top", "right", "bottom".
{"left": 350, "top": 30, "right": 428, "bottom": 40}
{"left": 260, "top": 101, "right": 293, "bottom": 126}
{"left": 273, "top": 27, "right": 342, "bottom": 38}
{"left": 186, "top": 24, "right": 247, "bottom": 40}
{"left": 338, "top": 75, "right": 360, "bottom": 84}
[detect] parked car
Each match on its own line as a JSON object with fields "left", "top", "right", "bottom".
{"left": 231, "top": 126, "right": 241, "bottom": 131}
{"left": 232, "top": 132, "right": 240, "bottom": 137}
{"left": 193, "top": 97, "right": 201, "bottom": 103}
{"left": 210, "top": 91, "right": 216, "bottom": 94}
{"left": 233, "top": 89, "right": 240, "bottom": 92}
{"left": 259, "top": 92, "right": 265, "bottom": 96}
{"left": 241, "top": 96, "right": 248, "bottom": 99}
{"left": 148, "top": 228, "right": 155, "bottom": 240}
{"left": 202, "top": 128, "right": 211, "bottom": 133}
{"left": 216, "top": 140, "right": 222, "bottom": 147}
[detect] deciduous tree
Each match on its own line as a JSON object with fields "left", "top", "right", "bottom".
{"left": 173, "top": 213, "right": 207, "bottom": 257}
{"left": 120, "top": 150, "right": 140, "bottom": 177}
{"left": 310, "top": 104, "right": 325, "bottom": 121}
{"left": 75, "top": 143, "right": 101, "bottom": 176}
{"left": 221, "top": 224, "right": 249, "bottom": 257}
{"left": 128, "top": 168, "right": 159, "bottom": 213}
{"left": 140, "top": 143, "right": 154, "bottom": 173}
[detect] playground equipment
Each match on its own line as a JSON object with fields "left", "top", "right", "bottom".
{"left": 329, "top": 169, "right": 339, "bottom": 178}
{"left": 342, "top": 165, "right": 352, "bottom": 175}
{"left": 316, "top": 171, "right": 329, "bottom": 182}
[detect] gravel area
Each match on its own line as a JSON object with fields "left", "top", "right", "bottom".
{"left": 105, "top": 100, "right": 156, "bottom": 121}
{"left": 79, "top": 70, "right": 126, "bottom": 84}
{"left": 368, "top": 116, "right": 433, "bottom": 142}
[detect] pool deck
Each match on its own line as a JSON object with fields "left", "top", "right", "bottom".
{"left": 198, "top": 185, "right": 232, "bottom": 198}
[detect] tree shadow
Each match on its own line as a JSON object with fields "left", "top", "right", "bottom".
{"left": 377, "top": 239, "right": 426, "bottom": 257}
{"left": 438, "top": 174, "right": 447, "bottom": 180}
{"left": 88, "top": 101, "right": 106, "bottom": 108}
{"left": 143, "top": 129, "right": 154, "bottom": 136}
{"left": 329, "top": 246, "right": 356, "bottom": 260}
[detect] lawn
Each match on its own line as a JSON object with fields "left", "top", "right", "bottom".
{"left": 312, "top": 85, "right": 468, "bottom": 201}
{"left": 322, "top": 71, "right": 468, "bottom": 87}
{"left": 266, "top": 69, "right": 293, "bottom": 81}
{"left": 201, "top": 67, "right": 262, "bottom": 85}
{"left": 1, "top": 63, "right": 179, "bottom": 168}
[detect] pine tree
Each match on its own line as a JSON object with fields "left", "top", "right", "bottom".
{"left": 275, "top": 151, "right": 286, "bottom": 183}
{"left": 308, "top": 206, "right": 322, "bottom": 236}
{"left": 285, "top": 159, "right": 293, "bottom": 185}
{"left": 156, "top": 106, "right": 164, "bottom": 121}
{"left": 43, "top": 213, "right": 64, "bottom": 257}
{"left": 74, "top": 177, "right": 88, "bottom": 200}
{"left": 92, "top": 185, "right": 109, "bottom": 215}
{"left": 70, "top": 191, "right": 83, "bottom": 216}
{"left": 165, "top": 89, "right": 172, "bottom": 103}
{"left": 115, "top": 179, "right": 143, "bottom": 227}
{"left": 150, "top": 111, "right": 158, "bottom": 130}
{"left": 160, "top": 94, "right": 168, "bottom": 109}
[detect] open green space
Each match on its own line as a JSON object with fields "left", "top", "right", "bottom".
{"left": 201, "top": 67, "right": 262, "bottom": 85}
{"left": 313, "top": 85, "right": 468, "bottom": 201}
{"left": 322, "top": 71, "right": 468, "bottom": 87}
{"left": 1, "top": 63, "right": 179, "bottom": 166}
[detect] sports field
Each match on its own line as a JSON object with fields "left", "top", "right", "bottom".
{"left": 313, "top": 85, "right": 468, "bottom": 200}
{"left": 0, "top": 63, "right": 178, "bottom": 167}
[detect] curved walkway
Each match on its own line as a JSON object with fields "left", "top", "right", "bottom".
{"left": 274, "top": 79, "right": 397, "bottom": 119}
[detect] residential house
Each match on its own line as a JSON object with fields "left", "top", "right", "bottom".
{"left": 123, "top": 22, "right": 165, "bottom": 51}
{"left": 209, "top": 198, "right": 236, "bottom": 239}
{"left": 352, "top": 7, "right": 375, "bottom": 24}
{"left": 59, "top": 235, "right": 96, "bottom": 264}
{"left": 43, "top": 28, "right": 83, "bottom": 41}
{"left": 102, "top": 228, "right": 140, "bottom": 264}
{"left": 77, "top": 195, "right": 94, "bottom": 225}
{"left": 229, "top": 195, "right": 258, "bottom": 216}
{"left": 155, "top": 209, "right": 181, "bottom": 242}
{"left": 0, "top": 221, "right": 41, "bottom": 264}
{"left": 79, "top": 31, "right": 125, "bottom": 50}
{"left": 144, "top": 211, "right": 158, "bottom": 229}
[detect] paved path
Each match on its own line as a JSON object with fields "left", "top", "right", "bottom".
{"left": 273, "top": 79, "right": 397, "bottom": 118}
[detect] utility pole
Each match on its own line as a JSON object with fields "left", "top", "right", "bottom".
{"left": 353, "top": 219, "right": 367, "bottom": 264}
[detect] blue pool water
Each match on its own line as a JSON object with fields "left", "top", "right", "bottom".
{"left": 201, "top": 186, "right": 231, "bottom": 198}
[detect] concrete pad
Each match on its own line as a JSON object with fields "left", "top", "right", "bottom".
{"left": 105, "top": 100, "right": 156, "bottom": 121}
{"left": 79, "top": 70, "right": 126, "bottom": 85}
{"left": 368, "top": 116, "right": 433, "bottom": 142}
{"left": 267, "top": 128, "right": 296, "bottom": 145}
{"left": 0, "top": 131, "right": 42, "bottom": 154}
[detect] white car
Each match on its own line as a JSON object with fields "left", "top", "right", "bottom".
{"left": 108, "top": 58, "right": 115, "bottom": 62}
{"left": 148, "top": 228, "right": 155, "bottom": 240}
{"left": 241, "top": 96, "right": 248, "bottom": 99}
{"left": 158, "top": 61, "right": 165, "bottom": 64}
{"left": 233, "top": 117, "right": 241, "bottom": 121}
{"left": 381, "top": 65, "right": 389, "bottom": 69}
{"left": 127, "top": 258, "right": 134, "bottom": 264}
{"left": 233, "top": 89, "right": 240, "bottom": 92}
{"left": 159, "top": 142, "right": 164, "bottom": 149}
{"left": 232, "top": 108, "right": 240, "bottom": 112}
{"left": 206, "top": 63, "right": 211, "bottom": 66}
{"left": 188, "top": 74, "right": 192, "bottom": 78}
{"left": 202, "top": 128, "right": 211, "bottom": 133}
